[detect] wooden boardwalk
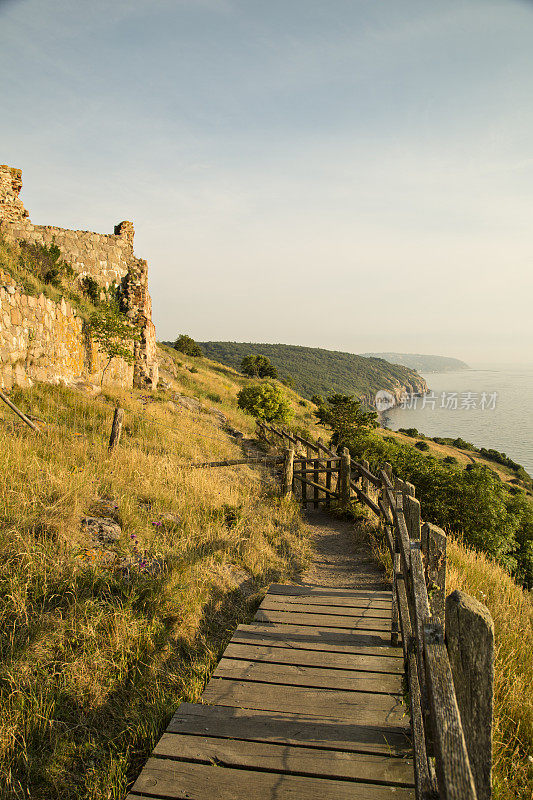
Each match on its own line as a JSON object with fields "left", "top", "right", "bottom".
{"left": 128, "top": 582, "right": 415, "bottom": 800}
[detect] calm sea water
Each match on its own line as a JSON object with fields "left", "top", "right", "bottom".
{"left": 383, "top": 364, "right": 533, "bottom": 476}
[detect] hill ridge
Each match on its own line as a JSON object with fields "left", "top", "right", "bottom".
{"left": 195, "top": 340, "right": 428, "bottom": 403}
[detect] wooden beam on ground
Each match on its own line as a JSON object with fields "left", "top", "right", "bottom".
{"left": 0, "top": 389, "right": 41, "bottom": 433}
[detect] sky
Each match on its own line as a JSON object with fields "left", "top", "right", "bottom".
{"left": 1, "top": 0, "right": 532, "bottom": 364}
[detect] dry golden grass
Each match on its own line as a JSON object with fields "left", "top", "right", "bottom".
{"left": 446, "top": 540, "right": 533, "bottom": 800}
{"left": 368, "top": 521, "right": 533, "bottom": 799}
{"left": 0, "top": 361, "right": 312, "bottom": 800}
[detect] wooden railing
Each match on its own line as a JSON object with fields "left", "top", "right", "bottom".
{"left": 258, "top": 422, "right": 495, "bottom": 800}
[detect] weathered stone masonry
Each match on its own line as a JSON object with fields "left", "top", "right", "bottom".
{"left": 0, "top": 164, "right": 158, "bottom": 390}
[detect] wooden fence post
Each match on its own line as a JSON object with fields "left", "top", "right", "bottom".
{"left": 445, "top": 590, "right": 494, "bottom": 800}
{"left": 361, "top": 458, "right": 370, "bottom": 495}
{"left": 339, "top": 447, "right": 351, "bottom": 506}
{"left": 404, "top": 494, "right": 421, "bottom": 540}
{"left": 108, "top": 406, "right": 125, "bottom": 452}
{"left": 422, "top": 522, "right": 447, "bottom": 624}
{"left": 384, "top": 474, "right": 400, "bottom": 648}
{"left": 281, "top": 447, "right": 295, "bottom": 499}
{"left": 317, "top": 438, "right": 326, "bottom": 506}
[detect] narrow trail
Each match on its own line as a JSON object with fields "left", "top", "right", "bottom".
{"left": 299, "top": 510, "right": 389, "bottom": 590}
{"left": 128, "top": 496, "right": 415, "bottom": 799}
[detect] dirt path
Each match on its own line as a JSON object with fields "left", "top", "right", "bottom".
{"left": 298, "top": 510, "right": 389, "bottom": 590}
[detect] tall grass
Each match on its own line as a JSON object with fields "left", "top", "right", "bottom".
{"left": 446, "top": 541, "right": 533, "bottom": 800}
{"left": 0, "top": 376, "right": 310, "bottom": 800}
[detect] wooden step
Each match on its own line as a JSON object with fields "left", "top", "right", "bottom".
{"left": 129, "top": 757, "right": 415, "bottom": 800}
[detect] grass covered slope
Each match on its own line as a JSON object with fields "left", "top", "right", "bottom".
{"left": 0, "top": 348, "right": 313, "bottom": 800}
{"left": 197, "top": 341, "right": 428, "bottom": 401}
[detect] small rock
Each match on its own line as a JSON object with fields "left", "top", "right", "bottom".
{"left": 81, "top": 516, "right": 122, "bottom": 544}
{"left": 173, "top": 395, "right": 203, "bottom": 413}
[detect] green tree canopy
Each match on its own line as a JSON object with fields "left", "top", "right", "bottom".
{"left": 240, "top": 353, "right": 278, "bottom": 378}
{"left": 237, "top": 382, "right": 292, "bottom": 423}
{"left": 314, "top": 393, "right": 378, "bottom": 445}
{"left": 174, "top": 334, "right": 203, "bottom": 357}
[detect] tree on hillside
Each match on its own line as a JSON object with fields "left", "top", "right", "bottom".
{"left": 89, "top": 303, "right": 139, "bottom": 384}
{"left": 174, "top": 334, "right": 203, "bottom": 357}
{"left": 237, "top": 382, "right": 292, "bottom": 423}
{"left": 314, "top": 394, "right": 378, "bottom": 446}
{"left": 241, "top": 353, "right": 278, "bottom": 379}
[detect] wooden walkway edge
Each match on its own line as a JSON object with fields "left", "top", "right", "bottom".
{"left": 128, "top": 583, "right": 415, "bottom": 800}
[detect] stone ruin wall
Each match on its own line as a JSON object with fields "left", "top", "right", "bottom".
{"left": 0, "top": 265, "right": 133, "bottom": 390}
{"left": 0, "top": 164, "right": 158, "bottom": 391}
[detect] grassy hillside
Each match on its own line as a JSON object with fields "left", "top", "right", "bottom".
{"left": 1, "top": 344, "right": 531, "bottom": 799}
{"left": 382, "top": 428, "right": 532, "bottom": 492}
{"left": 196, "top": 341, "right": 428, "bottom": 401}
{"left": 0, "top": 346, "right": 318, "bottom": 800}
{"left": 362, "top": 352, "right": 469, "bottom": 372}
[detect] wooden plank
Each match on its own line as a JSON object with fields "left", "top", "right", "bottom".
{"left": 259, "top": 599, "right": 391, "bottom": 618}
{"left": 254, "top": 609, "right": 391, "bottom": 631}
{"left": 268, "top": 584, "right": 392, "bottom": 600}
{"left": 213, "top": 658, "right": 403, "bottom": 694}
{"left": 352, "top": 483, "right": 381, "bottom": 516}
{"left": 232, "top": 623, "right": 400, "bottom": 653}
{"left": 167, "top": 703, "right": 412, "bottom": 756}
{"left": 223, "top": 642, "right": 404, "bottom": 673}
{"left": 152, "top": 733, "right": 415, "bottom": 786}
{"left": 356, "top": 462, "right": 382, "bottom": 487}
{"left": 129, "top": 757, "right": 416, "bottom": 800}
{"left": 260, "top": 592, "right": 392, "bottom": 609}
{"left": 294, "top": 474, "right": 339, "bottom": 497}
{"left": 201, "top": 679, "right": 408, "bottom": 729}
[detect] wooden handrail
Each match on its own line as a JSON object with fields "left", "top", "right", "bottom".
{"left": 258, "top": 418, "right": 492, "bottom": 800}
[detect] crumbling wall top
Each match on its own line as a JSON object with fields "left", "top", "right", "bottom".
{"left": 0, "top": 164, "right": 29, "bottom": 223}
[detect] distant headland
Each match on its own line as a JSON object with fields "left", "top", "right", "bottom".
{"left": 361, "top": 352, "right": 470, "bottom": 373}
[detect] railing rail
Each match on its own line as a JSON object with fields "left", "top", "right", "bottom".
{"left": 257, "top": 421, "right": 494, "bottom": 800}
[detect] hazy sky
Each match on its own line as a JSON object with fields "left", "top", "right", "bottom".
{"left": 1, "top": 0, "right": 532, "bottom": 363}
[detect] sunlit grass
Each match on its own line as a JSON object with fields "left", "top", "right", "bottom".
{"left": 446, "top": 540, "right": 533, "bottom": 800}
{"left": 0, "top": 363, "right": 311, "bottom": 799}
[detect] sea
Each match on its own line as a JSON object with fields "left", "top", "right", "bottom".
{"left": 382, "top": 364, "right": 533, "bottom": 477}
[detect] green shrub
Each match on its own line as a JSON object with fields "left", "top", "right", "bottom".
{"left": 340, "top": 428, "right": 533, "bottom": 587}
{"left": 399, "top": 427, "right": 419, "bottom": 438}
{"left": 237, "top": 383, "right": 292, "bottom": 423}
{"left": 174, "top": 334, "right": 203, "bottom": 357}
{"left": 81, "top": 275, "right": 101, "bottom": 304}
{"left": 19, "top": 239, "right": 74, "bottom": 287}
{"left": 415, "top": 441, "right": 430, "bottom": 451}
{"left": 241, "top": 354, "right": 278, "bottom": 379}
